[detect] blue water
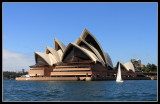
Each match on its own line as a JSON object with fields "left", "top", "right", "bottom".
{"left": 3, "top": 79, "right": 157, "bottom": 101}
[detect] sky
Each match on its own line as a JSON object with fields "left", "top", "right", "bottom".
{"left": 2, "top": 2, "right": 158, "bottom": 71}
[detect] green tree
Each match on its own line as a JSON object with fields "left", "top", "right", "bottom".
{"left": 141, "top": 65, "right": 146, "bottom": 72}
{"left": 145, "top": 68, "right": 150, "bottom": 72}
{"left": 152, "top": 64, "right": 157, "bottom": 70}
{"left": 113, "top": 66, "right": 117, "bottom": 70}
{"left": 150, "top": 64, "right": 157, "bottom": 72}
{"left": 131, "top": 60, "right": 139, "bottom": 69}
{"left": 146, "top": 63, "right": 151, "bottom": 70}
{"left": 136, "top": 66, "right": 141, "bottom": 71}
{"left": 145, "top": 63, "right": 157, "bottom": 73}
{"left": 3, "top": 71, "right": 28, "bottom": 79}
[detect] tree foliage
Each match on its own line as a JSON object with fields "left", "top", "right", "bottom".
{"left": 3, "top": 71, "right": 28, "bottom": 79}
{"left": 141, "top": 63, "right": 157, "bottom": 72}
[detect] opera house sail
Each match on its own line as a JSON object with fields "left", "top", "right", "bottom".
{"left": 16, "top": 29, "right": 116, "bottom": 81}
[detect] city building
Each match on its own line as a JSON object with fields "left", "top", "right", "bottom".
{"left": 22, "top": 69, "right": 25, "bottom": 73}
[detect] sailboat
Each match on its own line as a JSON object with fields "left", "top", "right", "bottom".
{"left": 116, "top": 62, "right": 124, "bottom": 83}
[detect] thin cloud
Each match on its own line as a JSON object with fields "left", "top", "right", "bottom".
{"left": 2, "top": 48, "right": 35, "bottom": 72}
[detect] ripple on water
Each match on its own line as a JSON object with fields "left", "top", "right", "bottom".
{"left": 3, "top": 80, "right": 157, "bottom": 101}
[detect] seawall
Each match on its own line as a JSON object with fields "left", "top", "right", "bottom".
{"left": 15, "top": 77, "right": 92, "bottom": 81}
{"left": 15, "top": 76, "right": 153, "bottom": 81}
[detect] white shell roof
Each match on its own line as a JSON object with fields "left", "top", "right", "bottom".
{"left": 34, "top": 52, "right": 57, "bottom": 66}
{"left": 80, "top": 28, "right": 107, "bottom": 64}
{"left": 33, "top": 28, "right": 114, "bottom": 68}
{"left": 116, "top": 61, "right": 135, "bottom": 73}
{"left": 54, "top": 38, "right": 66, "bottom": 52}
{"left": 48, "top": 53, "right": 57, "bottom": 65}
{"left": 123, "top": 62, "right": 135, "bottom": 72}
{"left": 61, "top": 43, "right": 100, "bottom": 62}
{"left": 57, "top": 49, "right": 63, "bottom": 60}
{"left": 75, "top": 37, "right": 105, "bottom": 66}
{"left": 105, "top": 52, "right": 113, "bottom": 68}
{"left": 45, "top": 46, "right": 60, "bottom": 62}
{"left": 81, "top": 46, "right": 100, "bottom": 62}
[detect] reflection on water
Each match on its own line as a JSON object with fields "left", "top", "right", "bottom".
{"left": 3, "top": 80, "right": 157, "bottom": 101}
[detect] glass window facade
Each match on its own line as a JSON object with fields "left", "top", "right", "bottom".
{"left": 63, "top": 46, "right": 91, "bottom": 63}
{"left": 36, "top": 55, "right": 48, "bottom": 65}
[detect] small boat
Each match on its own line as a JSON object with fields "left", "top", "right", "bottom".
{"left": 25, "top": 75, "right": 30, "bottom": 80}
{"left": 116, "top": 62, "right": 124, "bottom": 83}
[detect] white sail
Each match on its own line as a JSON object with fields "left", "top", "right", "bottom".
{"left": 116, "top": 63, "right": 124, "bottom": 82}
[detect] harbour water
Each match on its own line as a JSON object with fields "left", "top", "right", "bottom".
{"left": 3, "top": 79, "right": 157, "bottom": 101}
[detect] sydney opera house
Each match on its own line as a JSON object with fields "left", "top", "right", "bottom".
{"left": 16, "top": 29, "right": 145, "bottom": 81}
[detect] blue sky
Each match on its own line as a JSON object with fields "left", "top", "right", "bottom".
{"left": 3, "top": 2, "right": 157, "bottom": 71}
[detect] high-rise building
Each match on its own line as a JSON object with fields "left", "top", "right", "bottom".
{"left": 22, "top": 69, "right": 25, "bottom": 73}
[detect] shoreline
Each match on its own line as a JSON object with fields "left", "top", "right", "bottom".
{"left": 15, "top": 76, "right": 157, "bottom": 81}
